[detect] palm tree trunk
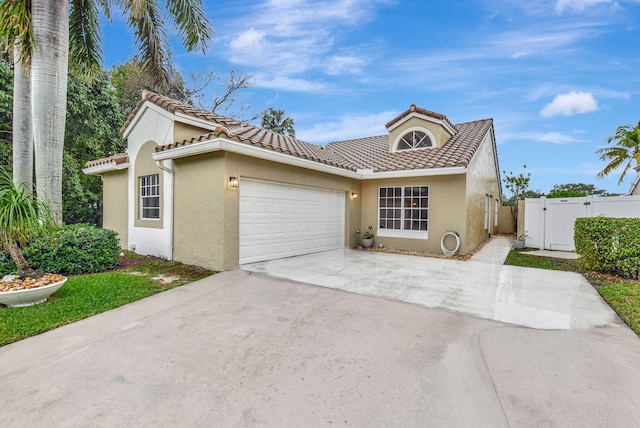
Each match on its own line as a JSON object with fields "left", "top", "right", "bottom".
{"left": 0, "top": 230, "right": 37, "bottom": 278}
{"left": 31, "top": 0, "right": 69, "bottom": 225}
{"left": 12, "top": 43, "right": 33, "bottom": 192}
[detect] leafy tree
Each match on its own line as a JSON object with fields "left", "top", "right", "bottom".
{"left": 0, "top": 58, "right": 125, "bottom": 225}
{"left": 0, "top": 60, "right": 11, "bottom": 168}
{"left": 549, "top": 183, "right": 607, "bottom": 197}
{"left": 63, "top": 70, "right": 126, "bottom": 224}
{"left": 546, "top": 189, "right": 587, "bottom": 198}
{"left": 521, "top": 189, "right": 544, "bottom": 199}
{"left": 110, "top": 57, "right": 193, "bottom": 117}
{"left": 111, "top": 60, "right": 256, "bottom": 121}
{"left": 502, "top": 165, "right": 530, "bottom": 231}
{"left": 2, "top": 0, "right": 213, "bottom": 224}
{"left": 596, "top": 121, "right": 640, "bottom": 185}
{"left": 0, "top": 167, "right": 56, "bottom": 277}
{"left": 261, "top": 108, "right": 296, "bottom": 137}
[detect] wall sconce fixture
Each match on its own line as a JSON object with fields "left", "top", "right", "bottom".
{"left": 229, "top": 176, "right": 239, "bottom": 188}
{"left": 351, "top": 192, "right": 358, "bottom": 199}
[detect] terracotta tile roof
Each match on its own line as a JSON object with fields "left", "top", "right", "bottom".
{"left": 117, "top": 91, "right": 493, "bottom": 174}
{"left": 85, "top": 153, "right": 128, "bottom": 168}
{"left": 385, "top": 104, "right": 456, "bottom": 131}
{"left": 120, "top": 90, "right": 245, "bottom": 134}
{"left": 326, "top": 119, "right": 493, "bottom": 172}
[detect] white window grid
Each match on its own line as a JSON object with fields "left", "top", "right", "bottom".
{"left": 140, "top": 174, "right": 160, "bottom": 219}
{"left": 378, "top": 186, "right": 429, "bottom": 232}
{"left": 495, "top": 199, "right": 499, "bottom": 227}
{"left": 397, "top": 130, "right": 433, "bottom": 150}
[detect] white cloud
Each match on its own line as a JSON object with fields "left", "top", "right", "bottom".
{"left": 555, "top": 0, "right": 614, "bottom": 13}
{"left": 297, "top": 111, "right": 398, "bottom": 143}
{"left": 540, "top": 91, "right": 598, "bottom": 117}
{"left": 252, "top": 74, "right": 328, "bottom": 92}
{"left": 324, "top": 55, "right": 367, "bottom": 75}
{"left": 223, "top": 0, "right": 389, "bottom": 90}
{"left": 536, "top": 131, "right": 583, "bottom": 143}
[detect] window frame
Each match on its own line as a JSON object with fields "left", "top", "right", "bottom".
{"left": 139, "top": 174, "right": 160, "bottom": 220}
{"left": 391, "top": 126, "right": 437, "bottom": 152}
{"left": 377, "top": 185, "right": 429, "bottom": 240}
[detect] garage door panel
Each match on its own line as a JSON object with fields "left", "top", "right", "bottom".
{"left": 240, "top": 180, "right": 345, "bottom": 264}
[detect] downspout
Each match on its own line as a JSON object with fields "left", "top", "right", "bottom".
{"left": 156, "top": 160, "right": 175, "bottom": 260}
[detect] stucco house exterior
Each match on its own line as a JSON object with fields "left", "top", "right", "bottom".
{"left": 83, "top": 91, "right": 502, "bottom": 271}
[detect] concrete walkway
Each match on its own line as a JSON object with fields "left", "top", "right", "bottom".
{"left": 243, "top": 237, "right": 620, "bottom": 330}
{"left": 1, "top": 269, "right": 640, "bottom": 427}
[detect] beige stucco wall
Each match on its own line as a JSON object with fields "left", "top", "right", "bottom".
{"left": 171, "top": 152, "right": 361, "bottom": 271}
{"left": 517, "top": 200, "right": 525, "bottom": 237}
{"left": 101, "top": 170, "right": 128, "bottom": 248}
{"left": 133, "top": 141, "right": 164, "bottom": 229}
{"left": 173, "top": 122, "right": 211, "bottom": 143}
{"left": 172, "top": 152, "right": 226, "bottom": 270}
{"left": 360, "top": 175, "right": 467, "bottom": 254}
{"left": 464, "top": 131, "right": 501, "bottom": 252}
{"left": 498, "top": 206, "right": 515, "bottom": 234}
{"left": 388, "top": 116, "right": 453, "bottom": 151}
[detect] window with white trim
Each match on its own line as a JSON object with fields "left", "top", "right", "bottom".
{"left": 140, "top": 174, "right": 160, "bottom": 219}
{"left": 378, "top": 186, "right": 429, "bottom": 235}
{"left": 396, "top": 130, "right": 433, "bottom": 150}
{"left": 484, "top": 194, "right": 490, "bottom": 229}
{"left": 494, "top": 199, "right": 499, "bottom": 227}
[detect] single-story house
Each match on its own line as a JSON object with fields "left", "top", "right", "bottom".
{"left": 83, "top": 91, "right": 502, "bottom": 271}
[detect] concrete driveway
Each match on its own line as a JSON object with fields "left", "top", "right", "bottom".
{"left": 242, "top": 239, "right": 621, "bottom": 330}
{"left": 1, "top": 243, "right": 640, "bottom": 426}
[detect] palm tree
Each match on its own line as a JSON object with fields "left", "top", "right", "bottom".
{"left": 261, "top": 108, "right": 296, "bottom": 137}
{"left": 0, "top": 167, "right": 55, "bottom": 278}
{"left": 0, "top": 0, "right": 34, "bottom": 190}
{"left": 596, "top": 121, "right": 640, "bottom": 185}
{"left": 2, "top": 0, "right": 213, "bottom": 224}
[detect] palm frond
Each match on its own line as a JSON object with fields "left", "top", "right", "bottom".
{"left": 165, "top": 0, "right": 213, "bottom": 52}
{"left": 0, "top": 167, "right": 56, "bottom": 248}
{"left": 596, "top": 121, "right": 640, "bottom": 184}
{"left": 124, "top": 0, "right": 171, "bottom": 86}
{"left": 0, "top": 0, "right": 34, "bottom": 65}
{"left": 69, "top": 0, "right": 103, "bottom": 81}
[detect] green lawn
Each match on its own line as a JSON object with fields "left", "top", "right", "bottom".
{"left": 0, "top": 259, "right": 214, "bottom": 347}
{"left": 505, "top": 249, "right": 640, "bottom": 336}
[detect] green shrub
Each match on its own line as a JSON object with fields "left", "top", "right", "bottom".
{"left": 0, "top": 224, "right": 120, "bottom": 275}
{"left": 575, "top": 217, "right": 640, "bottom": 279}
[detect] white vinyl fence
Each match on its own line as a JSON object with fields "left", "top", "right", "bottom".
{"left": 524, "top": 195, "right": 640, "bottom": 251}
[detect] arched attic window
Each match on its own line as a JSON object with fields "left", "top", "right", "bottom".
{"left": 395, "top": 128, "right": 435, "bottom": 151}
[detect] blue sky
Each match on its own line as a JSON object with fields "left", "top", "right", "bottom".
{"left": 100, "top": 0, "right": 640, "bottom": 195}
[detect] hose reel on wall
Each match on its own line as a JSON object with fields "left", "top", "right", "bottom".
{"left": 441, "top": 231, "right": 460, "bottom": 256}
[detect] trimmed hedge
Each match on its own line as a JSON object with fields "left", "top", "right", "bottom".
{"left": 574, "top": 217, "right": 640, "bottom": 279}
{"left": 0, "top": 224, "right": 120, "bottom": 275}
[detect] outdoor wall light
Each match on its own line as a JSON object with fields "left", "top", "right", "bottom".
{"left": 229, "top": 176, "right": 239, "bottom": 188}
{"left": 351, "top": 192, "right": 358, "bottom": 199}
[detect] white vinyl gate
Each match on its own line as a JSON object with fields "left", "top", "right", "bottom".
{"left": 239, "top": 180, "right": 345, "bottom": 264}
{"left": 524, "top": 195, "right": 640, "bottom": 251}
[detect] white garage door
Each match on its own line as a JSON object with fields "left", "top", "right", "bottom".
{"left": 239, "top": 180, "right": 345, "bottom": 264}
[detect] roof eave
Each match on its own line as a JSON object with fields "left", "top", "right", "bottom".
{"left": 82, "top": 162, "right": 130, "bottom": 176}
{"left": 386, "top": 111, "right": 457, "bottom": 136}
{"left": 360, "top": 166, "right": 467, "bottom": 179}
{"left": 153, "top": 137, "right": 468, "bottom": 180}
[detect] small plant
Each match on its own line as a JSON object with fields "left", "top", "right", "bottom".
{"left": 517, "top": 233, "right": 530, "bottom": 241}
{"left": 362, "top": 225, "right": 374, "bottom": 239}
{"left": 0, "top": 167, "right": 57, "bottom": 278}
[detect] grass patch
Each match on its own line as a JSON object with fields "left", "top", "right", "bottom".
{"left": 598, "top": 282, "right": 640, "bottom": 334}
{"left": 504, "top": 250, "right": 585, "bottom": 273}
{"left": 0, "top": 258, "right": 214, "bottom": 347}
{"left": 505, "top": 249, "right": 640, "bottom": 336}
